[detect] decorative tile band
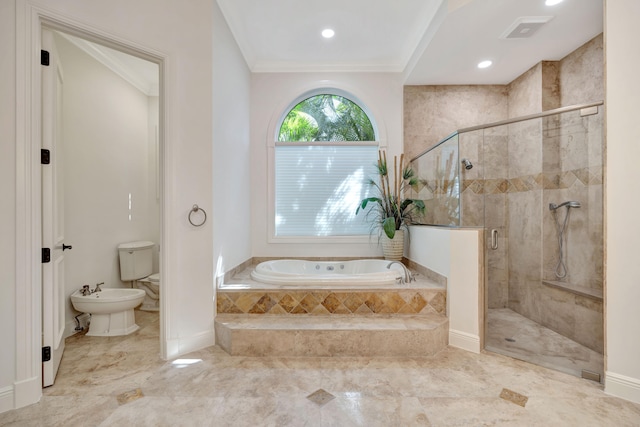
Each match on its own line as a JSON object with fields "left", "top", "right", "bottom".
{"left": 464, "top": 167, "right": 601, "bottom": 194}
{"left": 419, "top": 166, "right": 601, "bottom": 197}
{"left": 217, "top": 289, "right": 446, "bottom": 316}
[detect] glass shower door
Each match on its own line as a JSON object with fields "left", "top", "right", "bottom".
{"left": 481, "top": 107, "right": 604, "bottom": 380}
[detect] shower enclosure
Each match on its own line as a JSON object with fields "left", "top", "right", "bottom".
{"left": 410, "top": 102, "right": 604, "bottom": 380}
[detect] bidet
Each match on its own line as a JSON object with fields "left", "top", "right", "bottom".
{"left": 71, "top": 288, "right": 144, "bottom": 336}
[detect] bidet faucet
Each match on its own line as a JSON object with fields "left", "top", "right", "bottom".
{"left": 386, "top": 261, "right": 414, "bottom": 284}
{"left": 80, "top": 285, "right": 91, "bottom": 296}
{"left": 92, "top": 282, "right": 104, "bottom": 293}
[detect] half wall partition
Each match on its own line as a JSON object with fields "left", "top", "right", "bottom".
{"left": 410, "top": 102, "right": 604, "bottom": 380}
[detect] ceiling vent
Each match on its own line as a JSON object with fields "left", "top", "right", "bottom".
{"left": 501, "top": 16, "right": 554, "bottom": 39}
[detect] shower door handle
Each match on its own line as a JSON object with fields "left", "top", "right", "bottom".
{"left": 491, "top": 229, "right": 499, "bottom": 250}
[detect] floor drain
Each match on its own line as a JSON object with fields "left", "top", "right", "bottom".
{"left": 581, "top": 369, "right": 602, "bottom": 382}
{"left": 505, "top": 338, "right": 516, "bottom": 342}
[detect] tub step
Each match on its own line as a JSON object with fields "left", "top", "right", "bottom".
{"left": 215, "top": 314, "right": 448, "bottom": 357}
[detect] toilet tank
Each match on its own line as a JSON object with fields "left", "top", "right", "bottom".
{"left": 118, "top": 241, "right": 154, "bottom": 281}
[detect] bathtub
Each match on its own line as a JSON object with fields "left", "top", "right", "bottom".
{"left": 249, "top": 259, "right": 403, "bottom": 287}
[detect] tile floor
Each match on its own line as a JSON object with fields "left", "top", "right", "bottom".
{"left": 486, "top": 308, "right": 604, "bottom": 380}
{"left": 2, "top": 310, "right": 640, "bottom": 426}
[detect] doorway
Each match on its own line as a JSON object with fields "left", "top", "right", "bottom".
{"left": 41, "top": 25, "right": 162, "bottom": 386}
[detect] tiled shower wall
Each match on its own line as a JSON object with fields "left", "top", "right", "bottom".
{"left": 405, "top": 35, "right": 604, "bottom": 353}
{"left": 404, "top": 85, "right": 508, "bottom": 162}
{"left": 506, "top": 36, "right": 603, "bottom": 354}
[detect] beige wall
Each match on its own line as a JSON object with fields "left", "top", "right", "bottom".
{"left": 561, "top": 35, "right": 604, "bottom": 106}
{"left": 403, "top": 85, "right": 508, "bottom": 161}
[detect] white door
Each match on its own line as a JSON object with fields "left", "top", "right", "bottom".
{"left": 42, "top": 28, "right": 66, "bottom": 387}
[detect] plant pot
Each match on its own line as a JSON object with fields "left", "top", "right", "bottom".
{"left": 382, "top": 229, "right": 404, "bottom": 261}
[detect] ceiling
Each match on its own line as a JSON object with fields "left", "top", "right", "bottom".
{"left": 217, "top": 0, "right": 603, "bottom": 85}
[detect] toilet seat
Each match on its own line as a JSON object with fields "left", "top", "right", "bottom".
{"left": 139, "top": 273, "right": 159, "bottom": 283}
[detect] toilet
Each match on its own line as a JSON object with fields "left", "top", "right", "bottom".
{"left": 118, "top": 241, "right": 160, "bottom": 311}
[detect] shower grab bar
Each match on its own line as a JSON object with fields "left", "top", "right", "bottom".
{"left": 410, "top": 101, "right": 603, "bottom": 163}
{"left": 491, "top": 229, "right": 498, "bottom": 250}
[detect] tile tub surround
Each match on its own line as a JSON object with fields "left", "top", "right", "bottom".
{"left": 216, "top": 263, "right": 448, "bottom": 357}
{"left": 217, "top": 288, "right": 446, "bottom": 316}
{"left": 215, "top": 314, "right": 449, "bottom": 357}
{"left": 217, "top": 261, "right": 446, "bottom": 316}
{"left": 3, "top": 309, "right": 640, "bottom": 426}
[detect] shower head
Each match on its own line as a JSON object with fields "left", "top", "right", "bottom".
{"left": 461, "top": 158, "right": 473, "bottom": 170}
{"left": 549, "top": 201, "right": 581, "bottom": 210}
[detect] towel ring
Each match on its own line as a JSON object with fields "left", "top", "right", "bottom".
{"left": 189, "top": 204, "right": 207, "bottom": 227}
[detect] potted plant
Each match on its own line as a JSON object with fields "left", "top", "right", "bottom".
{"left": 356, "top": 150, "right": 425, "bottom": 260}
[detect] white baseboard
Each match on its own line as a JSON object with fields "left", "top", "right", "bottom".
{"left": 449, "top": 329, "right": 480, "bottom": 354}
{"left": 605, "top": 371, "right": 640, "bottom": 404}
{"left": 165, "top": 329, "right": 215, "bottom": 360}
{"left": 12, "top": 376, "right": 40, "bottom": 410}
{"left": 0, "top": 386, "right": 14, "bottom": 414}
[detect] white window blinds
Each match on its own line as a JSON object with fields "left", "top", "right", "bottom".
{"left": 275, "top": 144, "right": 378, "bottom": 236}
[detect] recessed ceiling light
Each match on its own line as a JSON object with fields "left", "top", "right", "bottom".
{"left": 322, "top": 29, "right": 335, "bottom": 39}
{"left": 477, "top": 60, "right": 493, "bottom": 69}
{"left": 545, "top": 0, "right": 563, "bottom": 5}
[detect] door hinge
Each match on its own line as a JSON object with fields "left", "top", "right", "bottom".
{"left": 42, "top": 248, "right": 51, "bottom": 263}
{"left": 41, "top": 149, "right": 50, "bottom": 165}
{"left": 42, "top": 346, "right": 51, "bottom": 362}
{"left": 41, "top": 50, "right": 50, "bottom": 66}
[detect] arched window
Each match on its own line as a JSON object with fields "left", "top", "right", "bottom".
{"left": 278, "top": 94, "right": 375, "bottom": 142}
{"left": 274, "top": 93, "right": 379, "bottom": 237}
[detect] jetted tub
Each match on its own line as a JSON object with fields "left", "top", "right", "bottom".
{"left": 249, "top": 259, "right": 404, "bottom": 287}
